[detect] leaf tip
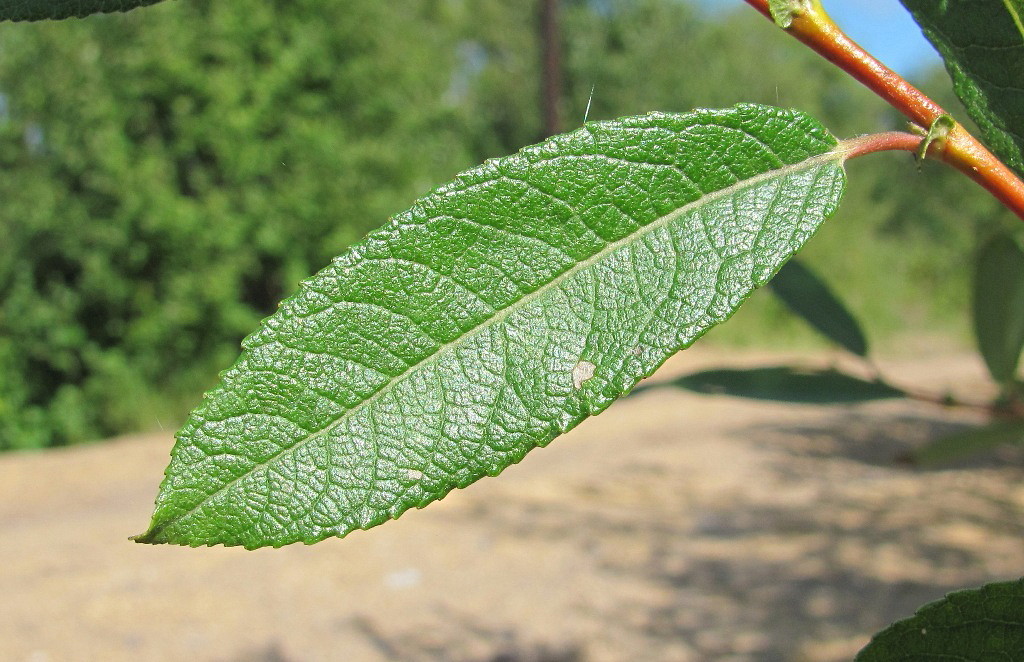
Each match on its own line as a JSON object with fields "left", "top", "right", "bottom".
{"left": 129, "top": 530, "right": 161, "bottom": 545}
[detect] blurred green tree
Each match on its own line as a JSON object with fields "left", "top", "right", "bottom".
{"left": 0, "top": 0, "right": 476, "bottom": 448}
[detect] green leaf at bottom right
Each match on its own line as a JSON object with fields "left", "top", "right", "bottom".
{"left": 914, "top": 419, "right": 1024, "bottom": 466}
{"left": 857, "top": 578, "right": 1024, "bottom": 660}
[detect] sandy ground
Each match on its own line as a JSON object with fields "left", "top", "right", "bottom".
{"left": 2, "top": 348, "right": 1023, "bottom": 662}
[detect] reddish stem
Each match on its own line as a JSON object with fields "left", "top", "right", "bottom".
{"left": 839, "top": 131, "right": 923, "bottom": 160}
{"left": 744, "top": 0, "right": 1024, "bottom": 221}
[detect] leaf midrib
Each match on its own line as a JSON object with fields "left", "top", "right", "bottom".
{"left": 151, "top": 145, "right": 844, "bottom": 540}
{"left": 1004, "top": 0, "right": 1024, "bottom": 41}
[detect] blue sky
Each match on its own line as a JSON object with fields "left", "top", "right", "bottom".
{"left": 822, "top": 0, "right": 940, "bottom": 77}
{"left": 700, "top": 0, "right": 941, "bottom": 78}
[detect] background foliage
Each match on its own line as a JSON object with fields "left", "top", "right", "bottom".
{"left": 0, "top": 0, "right": 1017, "bottom": 449}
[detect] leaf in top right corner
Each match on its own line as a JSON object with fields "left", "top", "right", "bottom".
{"left": 900, "top": 0, "right": 1024, "bottom": 177}
{"left": 973, "top": 233, "right": 1024, "bottom": 385}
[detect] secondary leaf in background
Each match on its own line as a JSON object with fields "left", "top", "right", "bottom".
{"left": 0, "top": 0, "right": 164, "bottom": 21}
{"left": 136, "top": 104, "right": 847, "bottom": 548}
{"left": 857, "top": 578, "right": 1024, "bottom": 660}
{"left": 900, "top": 0, "right": 1024, "bottom": 177}
{"left": 973, "top": 233, "right": 1024, "bottom": 386}
{"left": 661, "top": 366, "right": 904, "bottom": 404}
{"left": 914, "top": 419, "right": 1024, "bottom": 466}
{"left": 767, "top": 258, "right": 868, "bottom": 356}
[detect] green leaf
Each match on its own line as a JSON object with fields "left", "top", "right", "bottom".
{"left": 900, "top": 0, "right": 1024, "bottom": 177}
{"left": 662, "top": 366, "right": 904, "bottom": 404}
{"left": 856, "top": 578, "right": 1024, "bottom": 660}
{"left": 135, "top": 104, "right": 847, "bottom": 548}
{"left": 973, "top": 233, "right": 1024, "bottom": 385}
{"left": 0, "top": 0, "right": 165, "bottom": 21}
{"left": 768, "top": 258, "right": 869, "bottom": 356}
{"left": 914, "top": 419, "right": 1024, "bottom": 466}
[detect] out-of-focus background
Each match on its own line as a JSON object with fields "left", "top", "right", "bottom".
{"left": 2, "top": 1, "right": 1023, "bottom": 661}
{"left": 0, "top": 0, "right": 1013, "bottom": 451}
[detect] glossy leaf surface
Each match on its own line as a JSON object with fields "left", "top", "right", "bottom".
{"left": 664, "top": 366, "right": 903, "bottom": 404}
{"left": 857, "top": 578, "right": 1024, "bottom": 660}
{"left": 768, "top": 258, "right": 868, "bottom": 356}
{"left": 0, "top": 0, "right": 164, "bottom": 21}
{"left": 136, "top": 104, "right": 847, "bottom": 548}
{"left": 901, "top": 0, "right": 1024, "bottom": 177}
{"left": 973, "top": 233, "right": 1024, "bottom": 385}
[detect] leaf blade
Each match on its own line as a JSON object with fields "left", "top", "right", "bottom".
{"left": 900, "top": 0, "right": 1024, "bottom": 177}
{"left": 974, "top": 233, "right": 1024, "bottom": 385}
{"left": 914, "top": 419, "right": 1024, "bottom": 466}
{"left": 768, "top": 258, "right": 869, "bottom": 356}
{"left": 856, "top": 578, "right": 1024, "bottom": 660}
{"left": 0, "top": 0, "right": 165, "bottom": 21}
{"left": 136, "top": 104, "right": 847, "bottom": 548}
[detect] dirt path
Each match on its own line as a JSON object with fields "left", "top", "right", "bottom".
{"left": 2, "top": 349, "right": 1022, "bottom": 662}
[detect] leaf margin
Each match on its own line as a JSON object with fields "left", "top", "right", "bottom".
{"left": 0, "top": 0, "right": 166, "bottom": 21}
{"left": 856, "top": 577, "right": 1024, "bottom": 660}
{"left": 136, "top": 104, "right": 851, "bottom": 549}
{"left": 900, "top": 0, "right": 1024, "bottom": 178}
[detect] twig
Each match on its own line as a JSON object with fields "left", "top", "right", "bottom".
{"left": 744, "top": 0, "right": 1024, "bottom": 221}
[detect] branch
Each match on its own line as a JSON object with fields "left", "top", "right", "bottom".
{"left": 744, "top": 0, "right": 1024, "bottom": 221}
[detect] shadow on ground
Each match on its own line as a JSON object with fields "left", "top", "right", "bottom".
{"left": 420, "top": 406, "right": 1024, "bottom": 661}
{"left": 3, "top": 352, "right": 1021, "bottom": 662}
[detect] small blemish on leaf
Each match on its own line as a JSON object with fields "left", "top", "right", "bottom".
{"left": 406, "top": 469, "right": 424, "bottom": 480}
{"left": 571, "top": 360, "right": 596, "bottom": 390}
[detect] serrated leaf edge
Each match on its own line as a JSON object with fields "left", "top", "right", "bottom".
{"left": 137, "top": 131, "right": 848, "bottom": 547}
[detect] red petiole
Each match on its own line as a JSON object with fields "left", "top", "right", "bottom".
{"left": 744, "top": 0, "right": 1024, "bottom": 220}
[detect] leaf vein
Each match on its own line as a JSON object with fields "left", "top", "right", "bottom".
{"left": 148, "top": 145, "right": 844, "bottom": 540}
